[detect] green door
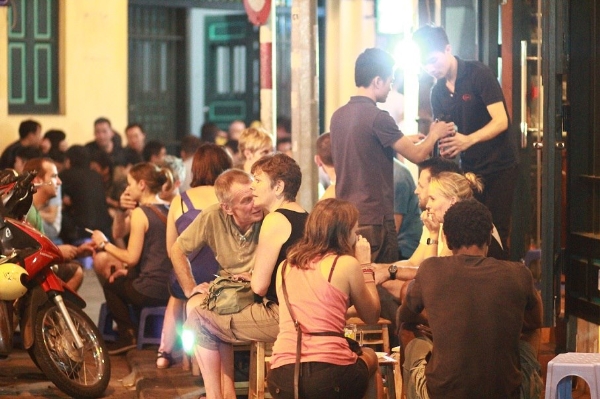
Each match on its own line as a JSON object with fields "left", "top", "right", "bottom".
{"left": 204, "top": 15, "right": 259, "bottom": 130}
{"left": 128, "top": 5, "right": 188, "bottom": 149}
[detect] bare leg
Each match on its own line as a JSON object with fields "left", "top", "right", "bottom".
{"left": 219, "top": 343, "right": 236, "bottom": 399}
{"left": 92, "top": 251, "right": 124, "bottom": 285}
{"left": 195, "top": 342, "right": 236, "bottom": 399}
{"left": 195, "top": 345, "right": 224, "bottom": 399}
{"left": 360, "top": 347, "right": 384, "bottom": 399}
{"left": 157, "top": 296, "right": 184, "bottom": 368}
{"left": 65, "top": 264, "right": 84, "bottom": 292}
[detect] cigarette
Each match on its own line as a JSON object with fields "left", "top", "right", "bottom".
{"left": 85, "top": 228, "right": 94, "bottom": 234}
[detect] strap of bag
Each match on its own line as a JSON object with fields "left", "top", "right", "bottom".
{"left": 280, "top": 256, "right": 343, "bottom": 399}
{"left": 147, "top": 204, "right": 167, "bottom": 224}
{"left": 280, "top": 260, "right": 301, "bottom": 399}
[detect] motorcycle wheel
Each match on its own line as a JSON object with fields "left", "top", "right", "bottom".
{"left": 31, "top": 300, "right": 111, "bottom": 398}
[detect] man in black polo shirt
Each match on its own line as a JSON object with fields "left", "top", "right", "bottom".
{"left": 330, "top": 48, "right": 455, "bottom": 263}
{"left": 413, "top": 25, "right": 518, "bottom": 252}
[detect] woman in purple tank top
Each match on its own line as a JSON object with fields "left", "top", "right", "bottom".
{"left": 156, "top": 144, "right": 232, "bottom": 369}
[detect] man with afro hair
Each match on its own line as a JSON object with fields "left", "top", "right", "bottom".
{"left": 399, "top": 199, "right": 543, "bottom": 399}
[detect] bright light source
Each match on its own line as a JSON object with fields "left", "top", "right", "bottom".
{"left": 181, "top": 328, "right": 195, "bottom": 354}
{"left": 392, "top": 39, "right": 421, "bottom": 73}
{"left": 377, "top": 0, "right": 404, "bottom": 35}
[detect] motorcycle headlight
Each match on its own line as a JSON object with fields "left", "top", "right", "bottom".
{"left": 0, "top": 263, "right": 28, "bottom": 300}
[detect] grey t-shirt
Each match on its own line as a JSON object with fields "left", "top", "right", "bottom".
{"left": 330, "top": 96, "right": 403, "bottom": 225}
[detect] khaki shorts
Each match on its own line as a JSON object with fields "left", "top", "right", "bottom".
{"left": 186, "top": 300, "right": 279, "bottom": 350}
{"left": 402, "top": 336, "right": 432, "bottom": 399}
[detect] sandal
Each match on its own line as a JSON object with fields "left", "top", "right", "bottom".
{"left": 156, "top": 351, "right": 172, "bottom": 369}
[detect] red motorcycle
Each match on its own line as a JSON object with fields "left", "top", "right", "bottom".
{"left": 0, "top": 169, "right": 110, "bottom": 398}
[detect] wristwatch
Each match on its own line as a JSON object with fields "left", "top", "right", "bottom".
{"left": 426, "top": 238, "right": 439, "bottom": 245}
{"left": 388, "top": 264, "right": 398, "bottom": 280}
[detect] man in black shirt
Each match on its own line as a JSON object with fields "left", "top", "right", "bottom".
{"left": 413, "top": 25, "right": 519, "bottom": 252}
{"left": 85, "top": 117, "right": 125, "bottom": 167}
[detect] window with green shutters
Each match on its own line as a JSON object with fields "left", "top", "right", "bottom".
{"left": 7, "top": 0, "right": 59, "bottom": 114}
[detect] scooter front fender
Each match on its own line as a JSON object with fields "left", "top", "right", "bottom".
{"left": 18, "top": 285, "right": 86, "bottom": 350}
{"left": 18, "top": 286, "right": 47, "bottom": 350}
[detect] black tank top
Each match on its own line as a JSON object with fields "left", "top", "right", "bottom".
{"left": 264, "top": 209, "right": 308, "bottom": 303}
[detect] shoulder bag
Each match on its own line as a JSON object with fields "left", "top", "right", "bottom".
{"left": 203, "top": 275, "right": 255, "bottom": 315}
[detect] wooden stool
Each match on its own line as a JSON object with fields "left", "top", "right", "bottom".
{"left": 378, "top": 353, "right": 401, "bottom": 399}
{"left": 391, "top": 347, "right": 404, "bottom": 399}
{"left": 248, "top": 341, "right": 273, "bottom": 399}
{"left": 347, "top": 317, "right": 391, "bottom": 354}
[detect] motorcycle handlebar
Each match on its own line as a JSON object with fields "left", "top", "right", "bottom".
{"left": 0, "top": 170, "right": 38, "bottom": 221}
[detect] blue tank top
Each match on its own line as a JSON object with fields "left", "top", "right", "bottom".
{"left": 170, "top": 191, "right": 220, "bottom": 299}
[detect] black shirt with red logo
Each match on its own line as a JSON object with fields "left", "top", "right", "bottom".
{"left": 430, "top": 57, "right": 518, "bottom": 177}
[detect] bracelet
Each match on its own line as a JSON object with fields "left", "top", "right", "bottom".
{"left": 98, "top": 240, "right": 109, "bottom": 250}
{"left": 362, "top": 267, "right": 375, "bottom": 282}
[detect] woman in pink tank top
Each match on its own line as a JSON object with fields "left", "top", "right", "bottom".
{"left": 267, "top": 198, "right": 382, "bottom": 399}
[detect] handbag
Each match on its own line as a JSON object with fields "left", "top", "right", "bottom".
{"left": 280, "top": 259, "right": 362, "bottom": 399}
{"left": 203, "top": 275, "right": 255, "bottom": 315}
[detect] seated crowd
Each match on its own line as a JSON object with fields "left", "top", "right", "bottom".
{"left": 0, "top": 115, "right": 543, "bottom": 399}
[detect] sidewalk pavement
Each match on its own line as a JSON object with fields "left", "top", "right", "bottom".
{"left": 125, "top": 348, "right": 252, "bottom": 399}
{"left": 79, "top": 269, "right": 206, "bottom": 398}
{"left": 81, "top": 269, "right": 252, "bottom": 399}
{"left": 125, "top": 349, "right": 205, "bottom": 399}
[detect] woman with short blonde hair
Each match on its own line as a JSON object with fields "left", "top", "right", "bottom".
{"left": 237, "top": 127, "right": 273, "bottom": 172}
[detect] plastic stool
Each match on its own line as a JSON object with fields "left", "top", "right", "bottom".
{"left": 97, "top": 302, "right": 137, "bottom": 342}
{"left": 136, "top": 306, "right": 166, "bottom": 349}
{"left": 544, "top": 352, "right": 600, "bottom": 399}
{"left": 97, "top": 302, "right": 118, "bottom": 342}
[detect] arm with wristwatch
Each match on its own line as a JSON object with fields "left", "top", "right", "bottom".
{"left": 373, "top": 229, "right": 440, "bottom": 284}
{"left": 369, "top": 228, "right": 441, "bottom": 299}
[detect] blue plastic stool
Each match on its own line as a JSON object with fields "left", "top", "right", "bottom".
{"left": 97, "top": 302, "right": 138, "bottom": 342}
{"left": 136, "top": 306, "right": 166, "bottom": 350}
{"left": 97, "top": 302, "right": 118, "bottom": 342}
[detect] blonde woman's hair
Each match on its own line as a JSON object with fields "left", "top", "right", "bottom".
{"left": 429, "top": 171, "right": 483, "bottom": 201}
{"left": 238, "top": 127, "right": 273, "bottom": 160}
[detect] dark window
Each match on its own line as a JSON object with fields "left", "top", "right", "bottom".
{"left": 7, "top": 0, "right": 59, "bottom": 114}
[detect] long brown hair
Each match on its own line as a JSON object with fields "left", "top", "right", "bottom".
{"left": 286, "top": 198, "right": 358, "bottom": 269}
{"left": 191, "top": 143, "right": 232, "bottom": 187}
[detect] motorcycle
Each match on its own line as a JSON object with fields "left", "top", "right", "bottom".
{"left": 0, "top": 169, "right": 111, "bottom": 398}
